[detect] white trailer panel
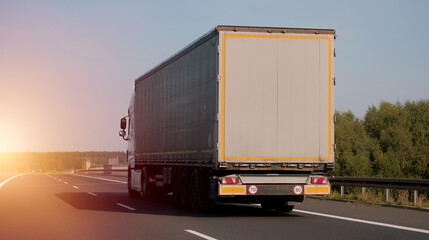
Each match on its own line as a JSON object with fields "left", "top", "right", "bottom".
{"left": 219, "top": 32, "right": 334, "bottom": 163}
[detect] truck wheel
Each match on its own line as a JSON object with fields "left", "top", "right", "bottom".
{"left": 275, "top": 204, "right": 294, "bottom": 212}
{"left": 189, "top": 168, "right": 202, "bottom": 212}
{"left": 261, "top": 199, "right": 294, "bottom": 212}
{"left": 179, "top": 168, "right": 189, "bottom": 207}
{"left": 171, "top": 167, "right": 181, "bottom": 205}
{"left": 141, "top": 167, "right": 150, "bottom": 200}
{"left": 128, "top": 168, "right": 139, "bottom": 198}
{"left": 276, "top": 205, "right": 294, "bottom": 212}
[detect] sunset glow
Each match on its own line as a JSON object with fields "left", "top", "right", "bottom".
{"left": 1, "top": 1, "right": 428, "bottom": 153}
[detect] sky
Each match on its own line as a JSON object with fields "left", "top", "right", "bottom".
{"left": 0, "top": 0, "right": 428, "bottom": 152}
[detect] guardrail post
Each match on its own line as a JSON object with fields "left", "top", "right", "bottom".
{"left": 362, "top": 187, "right": 366, "bottom": 199}
{"left": 340, "top": 186, "right": 344, "bottom": 196}
{"left": 414, "top": 190, "right": 418, "bottom": 206}
{"left": 386, "top": 188, "right": 390, "bottom": 202}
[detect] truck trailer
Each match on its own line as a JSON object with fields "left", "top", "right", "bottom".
{"left": 119, "top": 25, "right": 336, "bottom": 212}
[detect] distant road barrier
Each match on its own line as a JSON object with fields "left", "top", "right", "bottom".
{"left": 329, "top": 176, "right": 429, "bottom": 206}
{"left": 77, "top": 165, "right": 127, "bottom": 177}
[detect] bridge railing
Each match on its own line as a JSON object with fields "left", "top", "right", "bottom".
{"left": 329, "top": 176, "right": 429, "bottom": 206}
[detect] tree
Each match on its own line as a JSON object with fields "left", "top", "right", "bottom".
{"left": 333, "top": 111, "right": 374, "bottom": 176}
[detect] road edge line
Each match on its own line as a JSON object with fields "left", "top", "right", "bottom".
{"left": 293, "top": 209, "right": 429, "bottom": 235}
{"left": 71, "top": 174, "right": 127, "bottom": 184}
{"left": 185, "top": 230, "right": 218, "bottom": 240}
{"left": 0, "top": 174, "right": 25, "bottom": 189}
{"left": 116, "top": 203, "right": 136, "bottom": 211}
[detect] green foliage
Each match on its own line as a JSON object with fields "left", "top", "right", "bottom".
{"left": 333, "top": 111, "right": 374, "bottom": 177}
{"left": 335, "top": 100, "right": 429, "bottom": 179}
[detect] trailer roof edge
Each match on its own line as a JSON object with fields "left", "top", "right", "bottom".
{"left": 216, "top": 25, "right": 336, "bottom": 35}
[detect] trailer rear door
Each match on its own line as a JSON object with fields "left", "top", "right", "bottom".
{"left": 219, "top": 31, "right": 334, "bottom": 163}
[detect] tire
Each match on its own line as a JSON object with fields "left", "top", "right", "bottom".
{"left": 171, "top": 167, "right": 181, "bottom": 205}
{"left": 128, "top": 168, "right": 139, "bottom": 198}
{"left": 141, "top": 167, "right": 150, "bottom": 200}
{"left": 189, "top": 168, "right": 202, "bottom": 212}
{"left": 179, "top": 168, "right": 189, "bottom": 207}
{"left": 276, "top": 204, "right": 294, "bottom": 213}
{"left": 261, "top": 199, "right": 294, "bottom": 212}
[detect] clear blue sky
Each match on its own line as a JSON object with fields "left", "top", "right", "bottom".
{"left": 1, "top": 0, "right": 428, "bottom": 152}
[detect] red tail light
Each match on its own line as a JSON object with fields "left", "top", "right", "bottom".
{"left": 311, "top": 177, "right": 327, "bottom": 184}
{"left": 222, "top": 177, "right": 239, "bottom": 184}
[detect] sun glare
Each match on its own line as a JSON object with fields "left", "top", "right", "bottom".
{"left": 0, "top": 125, "right": 21, "bottom": 153}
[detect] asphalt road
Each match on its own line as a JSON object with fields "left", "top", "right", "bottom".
{"left": 0, "top": 173, "right": 428, "bottom": 240}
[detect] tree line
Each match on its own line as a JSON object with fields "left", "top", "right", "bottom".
{"left": 333, "top": 100, "right": 429, "bottom": 179}
{"left": 1, "top": 100, "right": 428, "bottom": 178}
{"left": 0, "top": 151, "right": 125, "bottom": 173}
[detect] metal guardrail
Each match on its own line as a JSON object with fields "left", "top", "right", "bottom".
{"left": 329, "top": 176, "right": 429, "bottom": 191}
{"left": 329, "top": 176, "right": 429, "bottom": 206}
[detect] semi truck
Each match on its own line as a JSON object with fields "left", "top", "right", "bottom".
{"left": 119, "top": 25, "right": 335, "bottom": 212}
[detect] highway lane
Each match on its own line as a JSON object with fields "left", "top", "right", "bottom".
{"left": 0, "top": 173, "right": 428, "bottom": 240}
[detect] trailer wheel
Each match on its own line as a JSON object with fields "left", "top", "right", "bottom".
{"left": 275, "top": 204, "right": 294, "bottom": 213}
{"left": 261, "top": 199, "right": 294, "bottom": 212}
{"left": 171, "top": 167, "right": 181, "bottom": 205}
{"left": 128, "top": 168, "right": 139, "bottom": 198}
{"left": 141, "top": 167, "right": 150, "bottom": 200}
{"left": 189, "top": 168, "right": 202, "bottom": 212}
{"left": 179, "top": 168, "right": 189, "bottom": 207}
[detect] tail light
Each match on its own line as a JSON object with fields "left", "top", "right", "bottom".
{"left": 311, "top": 177, "right": 327, "bottom": 184}
{"left": 222, "top": 177, "right": 239, "bottom": 184}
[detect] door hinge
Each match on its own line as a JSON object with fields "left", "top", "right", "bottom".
{"left": 217, "top": 45, "right": 222, "bottom": 54}
{"left": 334, "top": 48, "right": 336, "bottom": 57}
{"left": 217, "top": 113, "right": 221, "bottom": 121}
{"left": 217, "top": 74, "right": 221, "bottom": 82}
{"left": 333, "top": 77, "right": 336, "bottom": 86}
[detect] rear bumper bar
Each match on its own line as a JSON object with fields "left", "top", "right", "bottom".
{"left": 219, "top": 184, "right": 330, "bottom": 196}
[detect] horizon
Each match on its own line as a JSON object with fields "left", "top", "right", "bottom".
{"left": 1, "top": 0, "right": 428, "bottom": 152}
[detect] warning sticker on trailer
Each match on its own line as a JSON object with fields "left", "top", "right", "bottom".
{"left": 248, "top": 185, "right": 258, "bottom": 195}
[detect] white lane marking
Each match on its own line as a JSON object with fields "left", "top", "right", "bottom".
{"left": 116, "top": 203, "right": 136, "bottom": 211}
{"left": 185, "top": 230, "right": 218, "bottom": 240}
{"left": 88, "top": 192, "right": 97, "bottom": 196}
{"left": 64, "top": 182, "right": 68, "bottom": 184}
{"left": 45, "top": 174, "right": 57, "bottom": 180}
{"left": 72, "top": 174, "right": 127, "bottom": 184}
{"left": 293, "top": 209, "right": 429, "bottom": 235}
{"left": 73, "top": 186, "right": 79, "bottom": 189}
{"left": 0, "top": 174, "right": 25, "bottom": 189}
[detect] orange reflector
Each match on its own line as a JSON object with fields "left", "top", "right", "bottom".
{"left": 219, "top": 186, "right": 246, "bottom": 195}
{"left": 305, "top": 185, "right": 331, "bottom": 195}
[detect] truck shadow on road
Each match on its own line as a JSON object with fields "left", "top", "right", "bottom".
{"left": 55, "top": 192, "right": 303, "bottom": 218}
